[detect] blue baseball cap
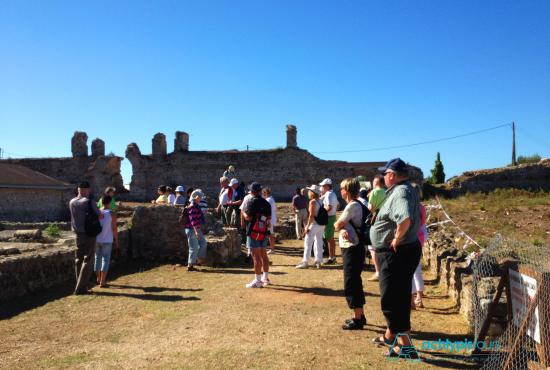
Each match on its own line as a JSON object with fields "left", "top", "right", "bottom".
{"left": 378, "top": 158, "right": 408, "bottom": 173}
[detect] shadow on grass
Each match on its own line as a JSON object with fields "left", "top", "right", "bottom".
{"left": 0, "top": 259, "right": 186, "bottom": 320}
{"left": 269, "top": 284, "right": 379, "bottom": 298}
{"left": 107, "top": 284, "right": 203, "bottom": 293}
{"left": 92, "top": 291, "right": 200, "bottom": 302}
{"left": 0, "top": 283, "right": 74, "bottom": 320}
{"left": 202, "top": 268, "right": 287, "bottom": 276}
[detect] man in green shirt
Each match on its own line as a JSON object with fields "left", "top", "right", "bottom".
{"left": 369, "top": 158, "right": 421, "bottom": 360}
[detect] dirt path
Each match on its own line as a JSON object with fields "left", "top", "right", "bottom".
{"left": 0, "top": 239, "right": 478, "bottom": 369}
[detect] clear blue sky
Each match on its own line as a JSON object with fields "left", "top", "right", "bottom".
{"left": 1, "top": 0, "right": 549, "bottom": 185}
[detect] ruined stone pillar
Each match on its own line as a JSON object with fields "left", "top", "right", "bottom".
{"left": 174, "top": 131, "right": 189, "bottom": 152}
{"left": 71, "top": 131, "right": 88, "bottom": 157}
{"left": 152, "top": 133, "right": 167, "bottom": 158}
{"left": 286, "top": 125, "right": 297, "bottom": 148}
{"left": 91, "top": 138, "right": 105, "bottom": 157}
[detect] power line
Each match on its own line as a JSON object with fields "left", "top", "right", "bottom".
{"left": 312, "top": 122, "right": 512, "bottom": 154}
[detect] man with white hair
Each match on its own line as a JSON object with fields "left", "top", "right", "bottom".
{"left": 320, "top": 178, "right": 338, "bottom": 264}
{"left": 216, "top": 176, "right": 230, "bottom": 225}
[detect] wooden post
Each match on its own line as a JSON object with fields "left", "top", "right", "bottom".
{"left": 473, "top": 267, "right": 509, "bottom": 354}
{"left": 502, "top": 290, "right": 540, "bottom": 370}
{"left": 512, "top": 122, "right": 517, "bottom": 166}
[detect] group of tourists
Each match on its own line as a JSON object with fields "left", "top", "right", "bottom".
{"left": 68, "top": 158, "right": 428, "bottom": 359}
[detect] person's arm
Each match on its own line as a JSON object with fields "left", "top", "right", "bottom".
{"left": 390, "top": 218, "right": 411, "bottom": 252}
{"left": 323, "top": 196, "right": 333, "bottom": 213}
{"left": 334, "top": 204, "right": 351, "bottom": 240}
{"left": 111, "top": 213, "right": 119, "bottom": 249}
{"left": 303, "top": 200, "right": 315, "bottom": 237}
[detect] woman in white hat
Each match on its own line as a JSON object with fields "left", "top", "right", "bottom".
{"left": 184, "top": 189, "right": 208, "bottom": 271}
{"left": 174, "top": 185, "right": 187, "bottom": 206}
{"left": 296, "top": 185, "right": 325, "bottom": 269}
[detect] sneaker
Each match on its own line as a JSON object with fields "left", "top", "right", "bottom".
{"left": 367, "top": 274, "right": 379, "bottom": 281}
{"left": 315, "top": 262, "right": 322, "bottom": 269}
{"left": 295, "top": 262, "right": 309, "bottom": 269}
{"left": 187, "top": 265, "right": 197, "bottom": 272}
{"left": 262, "top": 279, "right": 272, "bottom": 287}
{"left": 266, "top": 248, "right": 273, "bottom": 255}
{"left": 245, "top": 280, "right": 264, "bottom": 288}
{"left": 342, "top": 318, "right": 364, "bottom": 330}
{"left": 345, "top": 315, "right": 367, "bottom": 326}
{"left": 325, "top": 257, "right": 336, "bottom": 265}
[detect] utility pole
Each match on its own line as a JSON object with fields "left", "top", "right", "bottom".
{"left": 0, "top": 147, "right": 3, "bottom": 159}
{"left": 512, "top": 122, "right": 517, "bottom": 166}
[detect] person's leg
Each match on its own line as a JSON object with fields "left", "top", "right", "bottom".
{"left": 325, "top": 215, "right": 336, "bottom": 260}
{"left": 196, "top": 231, "right": 208, "bottom": 265}
{"left": 295, "top": 212, "right": 301, "bottom": 240}
{"left": 342, "top": 246, "right": 366, "bottom": 329}
{"left": 412, "top": 261, "right": 424, "bottom": 306}
{"left": 74, "top": 233, "right": 85, "bottom": 281}
{"left": 185, "top": 229, "right": 199, "bottom": 267}
{"left": 367, "top": 248, "right": 380, "bottom": 280}
{"left": 312, "top": 225, "right": 324, "bottom": 265}
{"left": 100, "top": 243, "right": 112, "bottom": 286}
{"left": 74, "top": 236, "right": 96, "bottom": 294}
{"left": 375, "top": 249, "right": 396, "bottom": 341}
{"left": 251, "top": 248, "right": 262, "bottom": 275}
{"left": 300, "top": 229, "right": 314, "bottom": 266}
{"left": 94, "top": 243, "right": 101, "bottom": 284}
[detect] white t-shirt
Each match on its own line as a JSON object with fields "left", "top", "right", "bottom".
{"left": 96, "top": 210, "right": 114, "bottom": 244}
{"left": 265, "top": 196, "right": 277, "bottom": 227}
{"left": 322, "top": 190, "right": 338, "bottom": 216}
{"left": 219, "top": 188, "right": 230, "bottom": 206}
{"left": 167, "top": 193, "right": 176, "bottom": 205}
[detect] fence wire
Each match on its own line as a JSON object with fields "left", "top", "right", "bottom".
{"left": 471, "top": 234, "right": 550, "bottom": 370}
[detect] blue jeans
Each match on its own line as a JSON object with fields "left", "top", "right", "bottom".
{"left": 94, "top": 243, "right": 112, "bottom": 272}
{"left": 185, "top": 228, "right": 207, "bottom": 265}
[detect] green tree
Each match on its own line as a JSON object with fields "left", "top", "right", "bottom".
{"left": 430, "top": 152, "right": 446, "bottom": 184}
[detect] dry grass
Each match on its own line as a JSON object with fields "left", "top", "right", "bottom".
{"left": 0, "top": 236, "right": 478, "bottom": 370}
{"left": 437, "top": 189, "right": 550, "bottom": 247}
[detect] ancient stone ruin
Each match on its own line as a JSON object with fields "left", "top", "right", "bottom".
{"left": 125, "top": 125, "right": 390, "bottom": 201}
{"left": 1, "top": 132, "right": 124, "bottom": 200}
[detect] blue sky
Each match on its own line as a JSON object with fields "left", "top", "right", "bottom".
{"left": 1, "top": 0, "right": 549, "bottom": 185}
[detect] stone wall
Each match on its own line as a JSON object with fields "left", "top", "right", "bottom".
{"left": 0, "top": 240, "right": 76, "bottom": 302}
{"left": 126, "top": 129, "right": 393, "bottom": 201}
{"left": 0, "top": 188, "right": 74, "bottom": 222}
{"left": 127, "top": 205, "right": 241, "bottom": 265}
{"left": 448, "top": 159, "right": 550, "bottom": 194}
{"left": 1, "top": 132, "right": 125, "bottom": 199}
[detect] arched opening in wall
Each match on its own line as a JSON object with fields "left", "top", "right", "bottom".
{"left": 120, "top": 158, "right": 133, "bottom": 191}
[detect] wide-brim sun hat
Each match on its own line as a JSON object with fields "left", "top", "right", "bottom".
{"left": 175, "top": 185, "right": 184, "bottom": 192}
{"left": 306, "top": 184, "right": 321, "bottom": 194}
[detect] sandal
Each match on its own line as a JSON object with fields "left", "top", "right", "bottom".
{"left": 372, "top": 336, "right": 394, "bottom": 346}
{"left": 383, "top": 346, "right": 420, "bottom": 360}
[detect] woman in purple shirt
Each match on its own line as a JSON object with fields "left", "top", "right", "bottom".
{"left": 184, "top": 189, "right": 208, "bottom": 271}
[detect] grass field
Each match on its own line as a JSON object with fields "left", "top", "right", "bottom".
{"left": 437, "top": 189, "right": 550, "bottom": 247}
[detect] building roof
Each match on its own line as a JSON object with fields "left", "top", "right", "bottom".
{"left": 0, "top": 163, "right": 73, "bottom": 190}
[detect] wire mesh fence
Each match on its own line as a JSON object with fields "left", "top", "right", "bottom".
{"left": 471, "top": 234, "right": 550, "bottom": 369}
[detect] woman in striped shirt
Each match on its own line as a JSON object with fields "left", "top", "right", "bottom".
{"left": 184, "top": 189, "right": 208, "bottom": 271}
